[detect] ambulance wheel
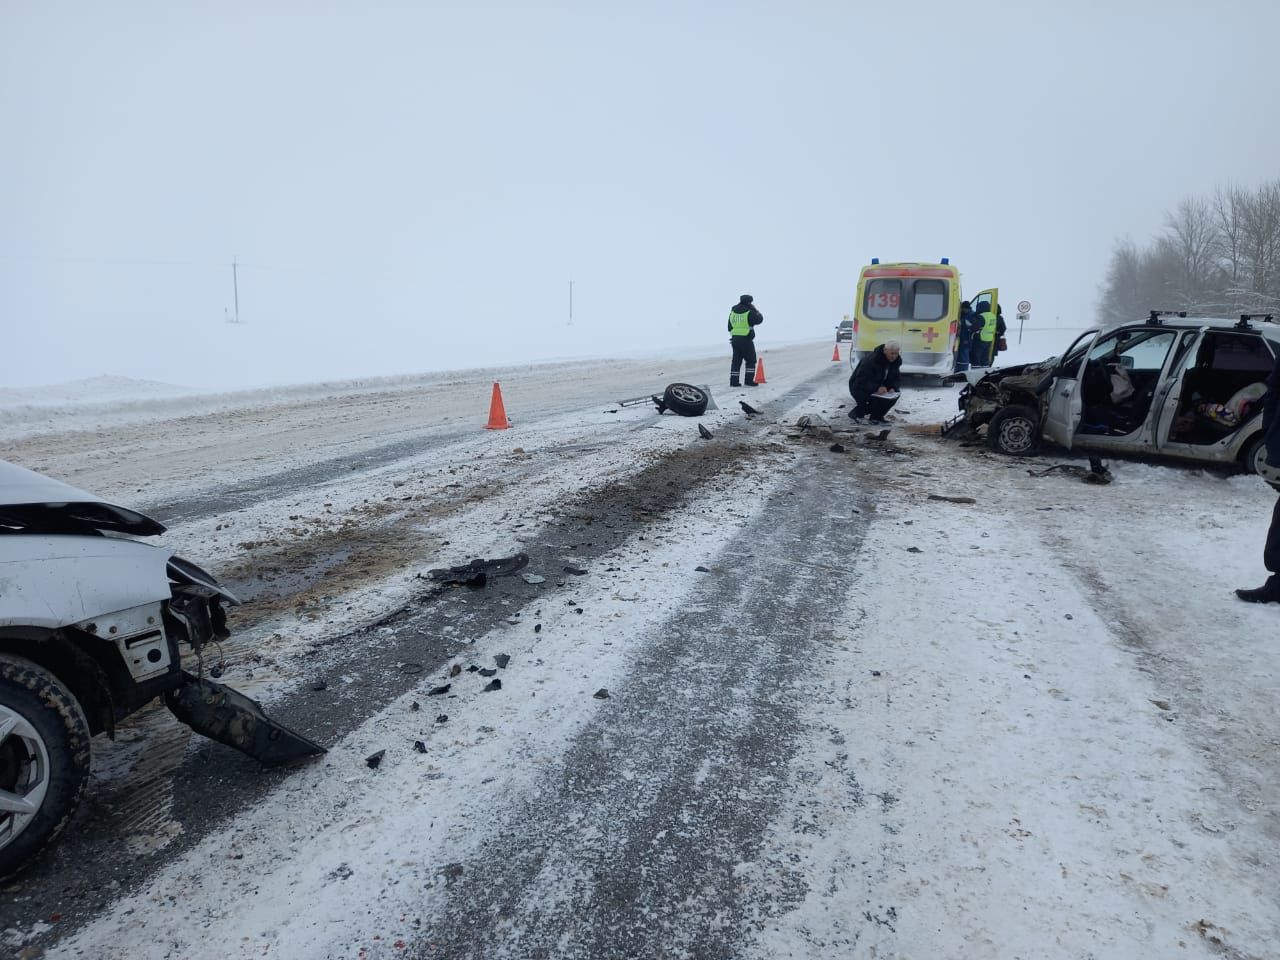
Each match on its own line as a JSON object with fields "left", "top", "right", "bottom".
{"left": 986, "top": 405, "right": 1040, "bottom": 456}
{"left": 662, "top": 383, "right": 708, "bottom": 417}
{"left": 0, "top": 655, "right": 91, "bottom": 879}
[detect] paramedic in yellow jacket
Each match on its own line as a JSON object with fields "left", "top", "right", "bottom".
{"left": 728, "top": 294, "right": 764, "bottom": 387}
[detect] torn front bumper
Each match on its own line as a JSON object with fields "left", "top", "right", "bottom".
{"left": 165, "top": 673, "right": 327, "bottom": 767}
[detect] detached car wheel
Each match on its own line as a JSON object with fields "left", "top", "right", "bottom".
{"left": 987, "top": 404, "right": 1041, "bottom": 456}
{"left": 0, "top": 655, "right": 91, "bottom": 879}
{"left": 662, "top": 382, "right": 709, "bottom": 417}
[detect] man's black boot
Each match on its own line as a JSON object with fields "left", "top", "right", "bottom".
{"left": 1236, "top": 576, "right": 1280, "bottom": 604}
{"left": 729, "top": 374, "right": 740, "bottom": 388}
{"left": 744, "top": 373, "right": 757, "bottom": 387}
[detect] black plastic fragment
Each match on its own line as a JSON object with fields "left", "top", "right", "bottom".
{"left": 427, "top": 553, "right": 530, "bottom": 587}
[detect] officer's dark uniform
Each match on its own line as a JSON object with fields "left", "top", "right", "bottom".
{"left": 728, "top": 294, "right": 764, "bottom": 387}
{"left": 1237, "top": 349, "right": 1280, "bottom": 604}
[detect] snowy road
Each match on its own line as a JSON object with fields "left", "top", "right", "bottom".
{"left": 3, "top": 341, "right": 1279, "bottom": 959}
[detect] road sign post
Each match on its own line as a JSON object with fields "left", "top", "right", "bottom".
{"left": 1016, "top": 300, "right": 1031, "bottom": 343}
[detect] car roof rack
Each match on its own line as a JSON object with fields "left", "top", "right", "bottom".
{"left": 1237, "top": 313, "right": 1275, "bottom": 330}
{"left": 1148, "top": 310, "right": 1187, "bottom": 325}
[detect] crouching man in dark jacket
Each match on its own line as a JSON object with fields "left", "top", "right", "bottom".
{"left": 848, "top": 341, "right": 902, "bottom": 423}
{"left": 1237, "top": 349, "right": 1280, "bottom": 604}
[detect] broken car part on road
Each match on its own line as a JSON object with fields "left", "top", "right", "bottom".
{"left": 427, "top": 553, "right": 531, "bottom": 589}
{"left": 0, "top": 459, "right": 326, "bottom": 879}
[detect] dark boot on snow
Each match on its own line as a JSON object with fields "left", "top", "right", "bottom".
{"left": 1236, "top": 576, "right": 1280, "bottom": 604}
{"left": 729, "top": 374, "right": 740, "bottom": 388}
{"left": 744, "top": 371, "right": 757, "bottom": 387}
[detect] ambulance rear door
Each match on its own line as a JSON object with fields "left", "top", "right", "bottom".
{"left": 858, "top": 274, "right": 907, "bottom": 353}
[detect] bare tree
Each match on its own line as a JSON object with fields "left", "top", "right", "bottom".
{"left": 1099, "top": 238, "right": 1144, "bottom": 325}
{"left": 1241, "top": 179, "right": 1280, "bottom": 309}
{"left": 1212, "top": 184, "right": 1248, "bottom": 309}
{"left": 1097, "top": 180, "right": 1280, "bottom": 325}
{"left": 1162, "top": 196, "right": 1221, "bottom": 309}
{"left": 1212, "top": 185, "right": 1247, "bottom": 281}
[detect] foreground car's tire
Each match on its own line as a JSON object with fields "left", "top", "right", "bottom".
{"left": 987, "top": 404, "right": 1041, "bottom": 456}
{"left": 1242, "top": 433, "right": 1268, "bottom": 475}
{"left": 662, "top": 383, "right": 709, "bottom": 417}
{"left": 0, "top": 655, "right": 91, "bottom": 879}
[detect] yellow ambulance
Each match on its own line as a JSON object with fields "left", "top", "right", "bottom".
{"left": 852, "top": 258, "right": 998, "bottom": 375}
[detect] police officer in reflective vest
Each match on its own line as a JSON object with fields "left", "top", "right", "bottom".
{"left": 972, "top": 302, "right": 997, "bottom": 366}
{"left": 728, "top": 294, "right": 764, "bottom": 387}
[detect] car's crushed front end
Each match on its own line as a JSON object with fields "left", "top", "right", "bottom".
{"left": 942, "top": 358, "right": 1058, "bottom": 437}
{"left": 0, "top": 459, "right": 324, "bottom": 876}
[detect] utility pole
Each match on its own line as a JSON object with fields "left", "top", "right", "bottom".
{"left": 232, "top": 257, "right": 241, "bottom": 324}
{"left": 568, "top": 280, "right": 574, "bottom": 326}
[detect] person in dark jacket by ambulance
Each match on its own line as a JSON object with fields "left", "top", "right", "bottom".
{"left": 728, "top": 294, "right": 764, "bottom": 387}
{"left": 848, "top": 341, "right": 902, "bottom": 423}
{"left": 1236, "top": 349, "right": 1280, "bottom": 605}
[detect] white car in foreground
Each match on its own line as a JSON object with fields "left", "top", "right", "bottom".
{"left": 0, "top": 460, "right": 324, "bottom": 877}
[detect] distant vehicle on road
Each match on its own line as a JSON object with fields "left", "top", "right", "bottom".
{"left": 835, "top": 319, "right": 853, "bottom": 342}
{"left": 950, "top": 312, "right": 1278, "bottom": 473}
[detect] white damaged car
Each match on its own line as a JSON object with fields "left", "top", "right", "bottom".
{"left": 0, "top": 460, "right": 324, "bottom": 876}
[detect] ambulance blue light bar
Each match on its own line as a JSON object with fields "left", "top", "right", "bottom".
{"left": 941, "top": 257, "right": 950, "bottom": 264}
{"left": 871, "top": 258, "right": 880, "bottom": 264}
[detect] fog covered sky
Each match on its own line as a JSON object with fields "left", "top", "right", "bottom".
{"left": 3, "top": 1, "right": 1279, "bottom": 390}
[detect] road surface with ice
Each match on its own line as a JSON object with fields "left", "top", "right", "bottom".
{"left": 2, "top": 338, "right": 1278, "bottom": 960}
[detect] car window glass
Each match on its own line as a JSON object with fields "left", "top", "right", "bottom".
{"left": 864, "top": 280, "right": 902, "bottom": 319}
{"left": 1058, "top": 330, "right": 1101, "bottom": 373}
{"left": 1170, "top": 330, "right": 1199, "bottom": 370}
{"left": 1090, "top": 330, "right": 1175, "bottom": 371}
{"left": 1205, "top": 334, "right": 1274, "bottom": 372}
{"left": 912, "top": 279, "right": 947, "bottom": 321}
{"left": 1120, "top": 331, "right": 1176, "bottom": 370}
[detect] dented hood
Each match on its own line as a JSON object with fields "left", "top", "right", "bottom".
{"left": 0, "top": 459, "right": 165, "bottom": 536}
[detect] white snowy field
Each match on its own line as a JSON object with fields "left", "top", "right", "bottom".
{"left": 3, "top": 333, "right": 1278, "bottom": 959}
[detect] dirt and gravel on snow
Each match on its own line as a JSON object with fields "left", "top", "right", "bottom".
{"left": 3, "top": 339, "right": 1279, "bottom": 960}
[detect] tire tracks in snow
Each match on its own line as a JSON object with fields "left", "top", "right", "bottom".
{"left": 408, "top": 449, "right": 876, "bottom": 959}
{"left": 0, "top": 376, "right": 833, "bottom": 955}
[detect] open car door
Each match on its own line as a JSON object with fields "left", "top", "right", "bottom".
{"left": 969, "top": 288, "right": 998, "bottom": 317}
{"left": 1041, "top": 329, "right": 1100, "bottom": 450}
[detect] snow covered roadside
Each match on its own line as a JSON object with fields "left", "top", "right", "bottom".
{"left": 0, "top": 340, "right": 825, "bottom": 512}
{"left": 7, "top": 338, "right": 1279, "bottom": 959}
{"left": 737, "top": 375, "right": 1280, "bottom": 958}
{"left": 743, "top": 486, "right": 1278, "bottom": 958}
{"left": 31, "top": 438, "right": 796, "bottom": 960}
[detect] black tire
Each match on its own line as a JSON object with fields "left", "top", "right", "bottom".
{"left": 0, "top": 655, "right": 92, "bottom": 879}
{"left": 1242, "top": 432, "right": 1267, "bottom": 475}
{"left": 986, "top": 404, "right": 1041, "bottom": 456}
{"left": 662, "top": 382, "right": 708, "bottom": 417}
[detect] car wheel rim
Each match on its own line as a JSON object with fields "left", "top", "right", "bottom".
{"left": 999, "top": 419, "right": 1033, "bottom": 453}
{"left": 0, "top": 705, "right": 51, "bottom": 850}
{"left": 670, "top": 385, "right": 702, "bottom": 404}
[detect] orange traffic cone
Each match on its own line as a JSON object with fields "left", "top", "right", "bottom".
{"left": 754, "top": 358, "right": 767, "bottom": 384}
{"left": 484, "top": 381, "right": 510, "bottom": 430}
{"left": 832, "top": 344, "right": 841, "bottom": 361}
